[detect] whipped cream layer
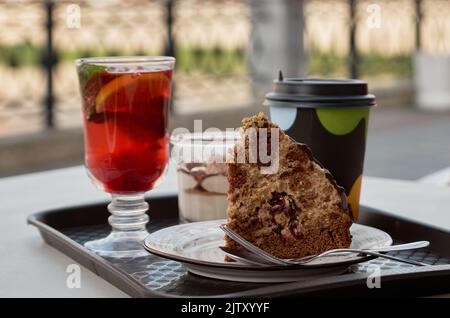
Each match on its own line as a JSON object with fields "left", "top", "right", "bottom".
{"left": 176, "top": 161, "right": 228, "bottom": 222}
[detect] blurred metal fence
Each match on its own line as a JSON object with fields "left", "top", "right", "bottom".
{"left": 0, "top": 0, "right": 449, "bottom": 138}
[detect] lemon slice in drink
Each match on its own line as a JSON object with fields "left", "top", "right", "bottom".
{"left": 95, "top": 72, "right": 170, "bottom": 113}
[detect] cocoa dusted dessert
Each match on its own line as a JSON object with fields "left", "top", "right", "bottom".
{"left": 225, "top": 113, "right": 352, "bottom": 259}
{"left": 177, "top": 159, "right": 228, "bottom": 222}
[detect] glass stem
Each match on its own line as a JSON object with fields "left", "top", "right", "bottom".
{"left": 108, "top": 193, "right": 149, "bottom": 232}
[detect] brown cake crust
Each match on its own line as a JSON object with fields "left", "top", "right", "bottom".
{"left": 225, "top": 112, "right": 352, "bottom": 259}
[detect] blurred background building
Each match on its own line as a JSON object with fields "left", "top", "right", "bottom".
{"left": 0, "top": 0, "right": 449, "bottom": 182}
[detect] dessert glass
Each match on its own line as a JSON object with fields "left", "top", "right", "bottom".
{"left": 170, "top": 131, "right": 240, "bottom": 222}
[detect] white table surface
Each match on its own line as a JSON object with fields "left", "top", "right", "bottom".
{"left": 1, "top": 165, "right": 450, "bottom": 298}
{"left": 418, "top": 167, "right": 450, "bottom": 187}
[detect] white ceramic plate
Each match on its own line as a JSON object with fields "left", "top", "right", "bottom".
{"left": 144, "top": 220, "right": 392, "bottom": 283}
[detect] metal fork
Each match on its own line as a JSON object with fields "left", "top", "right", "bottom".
{"left": 220, "top": 224, "right": 430, "bottom": 267}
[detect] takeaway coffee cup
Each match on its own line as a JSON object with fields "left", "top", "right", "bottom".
{"left": 264, "top": 75, "right": 376, "bottom": 221}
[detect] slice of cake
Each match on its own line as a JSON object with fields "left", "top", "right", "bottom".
{"left": 225, "top": 113, "right": 352, "bottom": 259}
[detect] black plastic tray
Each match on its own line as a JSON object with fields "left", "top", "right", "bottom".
{"left": 28, "top": 195, "right": 450, "bottom": 297}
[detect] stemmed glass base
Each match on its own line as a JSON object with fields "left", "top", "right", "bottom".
{"left": 84, "top": 193, "right": 150, "bottom": 258}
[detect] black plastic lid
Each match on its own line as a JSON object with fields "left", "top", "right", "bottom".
{"left": 264, "top": 72, "right": 376, "bottom": 108}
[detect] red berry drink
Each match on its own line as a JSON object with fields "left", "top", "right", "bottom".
{"left": 80, "top": 67, "right": 172, "bottom": 194}
{"left": 76, "top": 56, "right": 175, "bottom": 258}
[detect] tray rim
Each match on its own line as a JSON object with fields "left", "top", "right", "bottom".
{"left": 27, "top": 198, "right": 450, "bottom": 298}
{"left": 28, "top": 210, "right": 168, "bottom": 298}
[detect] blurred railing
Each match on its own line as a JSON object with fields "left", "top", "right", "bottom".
{"left": 0, "top": 0, "right": 449, "bottom": 138}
